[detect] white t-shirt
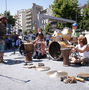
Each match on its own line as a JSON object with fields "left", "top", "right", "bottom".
{"left": 46, "top": 34, "right": 50, "bottom": 40}
{"left": 77, "top": 44, "right": 89, "bottom": 58}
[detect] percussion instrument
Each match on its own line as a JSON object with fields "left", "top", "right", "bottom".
{"left": 19, "top": 43, "right": 26, "bottom": 56}
{"left": 24, "top": 43, "right": 33, "bottom": 62}
{"left": 77, "top": 72, "right": 89, "bottom": 81}
{"left": 46, "top": 71, "right": 68, "bottom": 78}
{"left": 52, "top": 29, "right": 62, "bottom": 41}
{"left": 61, "top": 27, "right": 72, "bottom": 41}
{"left": 35, "top": 66, "right": 50, "bottom": 71}
{"left": 60, "top": 48, "right": 71, "bottom": 66}
{"left": 52, "top": 35, "right": 62, "bottom": 41}
{"left": 48, "top": 41, "right": 67, "bottom": 60}
{"left": 69, "top": 37, "right": 78, "bottom": 43}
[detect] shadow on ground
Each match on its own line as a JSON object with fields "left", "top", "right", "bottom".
{"left": 70, "top": 63, "right": 89, "bottom": 67}
{"left": 0, "top": 74, "right": 30, "bottom": 83}
{"left": 4, "top": 59, "right": 24, "bottom": 65}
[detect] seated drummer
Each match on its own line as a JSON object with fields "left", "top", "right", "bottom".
{"left": 32, "top": 34, "right": 46, "bottom": 59}
{"left": 69, "top": 36, "right": 89, "bottom": 65}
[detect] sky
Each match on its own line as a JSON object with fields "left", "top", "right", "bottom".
{"left": 0, "top": 0, "right": 88, "bottom": 15}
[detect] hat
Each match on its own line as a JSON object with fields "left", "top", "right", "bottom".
{"left": 0, "top": 15, "right": 8, "bottom": 20}
{"left": 71, "top": 23, "right": 78, "bottom": 27}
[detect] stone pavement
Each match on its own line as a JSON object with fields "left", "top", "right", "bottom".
{"left": 0, "top": 49, "right": 89, "bottom": 90}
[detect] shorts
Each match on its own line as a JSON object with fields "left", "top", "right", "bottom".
{"left": 80, "top": 56, "right": 89, "bottom": 63}
{"left": 69, "top": 55, "right": 89, "bottom": 63}
{"left": 0, "top": 40, "right": 4, "bottom": 52}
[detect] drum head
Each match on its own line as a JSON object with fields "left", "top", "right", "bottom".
{"left": 61, "top": 27, "right": 72, "bottom": 41}
{"left": 48, "top": 42, "right": 61, "bottom": 60}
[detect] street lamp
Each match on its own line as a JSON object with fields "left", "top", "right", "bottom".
{"left": 5, "top": 0, "right": 8, "bottom": 32}
{"left": 5, "top": 0, "right": 7, "bottom": 17}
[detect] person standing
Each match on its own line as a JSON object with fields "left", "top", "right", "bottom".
{"left": 46, "top": 33, "right": 50, "bottom": 47}
{"left": 0, "top": 15, "right": 7, "bottom": 63}
{"left": 36, "top": 28, "right": 44, "bottom": 37}
{"left": 71, "top": 23, "right": 79, "bottom": 45}
{"left": 71, "top": 23, "right": 79, "bottom": 38}
{"left": 28, "top": 31, "right": 33, "bottom": 40}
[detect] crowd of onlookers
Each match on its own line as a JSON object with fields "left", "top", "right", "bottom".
{"left": 4, "top": 30, "right": 35, "bottom": 50}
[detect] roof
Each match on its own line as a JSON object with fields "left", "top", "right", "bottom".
{"left": 39, "top": 14, "right": 76, "bottom": 23}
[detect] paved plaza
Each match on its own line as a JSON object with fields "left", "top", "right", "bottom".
{"left": 0, "top": 49, "right": 89, "bottom": 90}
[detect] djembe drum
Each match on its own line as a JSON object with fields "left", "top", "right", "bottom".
{"left": 60, "top": 48, "right": 71, "bottom": 66}
{"left": 24, "top": 43, "right": 33, "bottom": 62}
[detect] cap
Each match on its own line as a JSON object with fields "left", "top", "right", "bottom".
{"left": 71, "top": 23, "right": 78, "bottom": 27}
{"left": 0, "top": 15, "right": 8, "bottom": 20}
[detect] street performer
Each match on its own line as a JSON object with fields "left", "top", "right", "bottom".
{"left": 0, "top": 15, "right": 8, "bottom": 63}
{"left": 31, "top": 34, "right": 46, "bottom": 59}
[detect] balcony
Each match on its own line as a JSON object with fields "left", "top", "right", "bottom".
{"left": 26, "top": 15, "right": 32, "bottom": 19}
{"left": 26, "top": 23, "right": 32, "bottom": 26}
{"left": 26, "top": 19, "right": 32, "bottom": 23}
{"left": 26, "top": 26, "right": 32, "bottom": 30}
{"left": 26, "top": 12, "right": 32, "bottom": 16}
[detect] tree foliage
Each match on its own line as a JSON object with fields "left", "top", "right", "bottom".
{"left": 45, "top": 23, "right": 51, "bottom": 35}
{"left": 51, "top": 0, "right": 82, "bottom": 28}
{"left": 81, "top": 0, "right": 89, "bottom": 30}
{"left": 0, "top": 11, "right": 16, "bottom": 26}
{"left": 4, "top": 11, "right": 16, "bottom": 26}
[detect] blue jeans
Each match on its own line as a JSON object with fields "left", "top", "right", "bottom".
{"left": 46, "top": 40, "right": 49, "bottom": 47}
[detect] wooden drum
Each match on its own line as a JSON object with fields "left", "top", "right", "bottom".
{"left": 48, "top": 41, "right": 67, "bottom": 60}
{"left": 61, "top": 48, "right": 71, "bottom": 66}
{"left": 24, "top": 43, "right": 33, "bottom": 62}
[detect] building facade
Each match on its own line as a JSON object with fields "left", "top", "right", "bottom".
{"left": 40, "top": 5, "right": 53, "bottom": 31}
{"left": 14, "top": 3, "right": 43, "bottom": 34}
{"left": 25, "top": 3, "right": 43, "bottom": 34}
{"left": 13, "top": 9, "right": 26, "bottom": 34}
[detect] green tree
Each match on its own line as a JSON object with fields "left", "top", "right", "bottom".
{"left": 51, "top": 0, "right": 82, "bottom": 27}
{"left": 31, "top": 30, "right": 35, "bottom": 35}
{"left": 82, "top": 0, "right": 89, "bottom": 30}
{"left": 45, "top": 23, "right": 51, "bottom": 35}
{"left": 4, "top": 11, "right": 16, "bottom": 26}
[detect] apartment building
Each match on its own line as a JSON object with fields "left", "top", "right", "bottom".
{"left": 14, "top": 9, "right": 26, "bottom": 34}
{"left": 26, "top": 3, "right": 43, "bottom": 34}
{"left": 39, "top": 5, "right": 58, "bottom": 32}
{"left": 40, "top": 5, "right": 53, "bottom": 31}
{"left": 14, "top": 3, "right": 43, "bottom": 34}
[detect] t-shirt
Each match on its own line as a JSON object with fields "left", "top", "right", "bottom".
{"left": 0, "top": 23, "right": 6, "bottom": 39}
{"left": 77, "top": 44, "right": 89, "bottom": 58}
{"left": 36, "top": 32, "right": 44, "bottom": 37}
{"left": 72, "top": 29, "right": 79, "bottom": 37}
{"left": 46, "top": 34, "right": 50, "bottom": 40}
